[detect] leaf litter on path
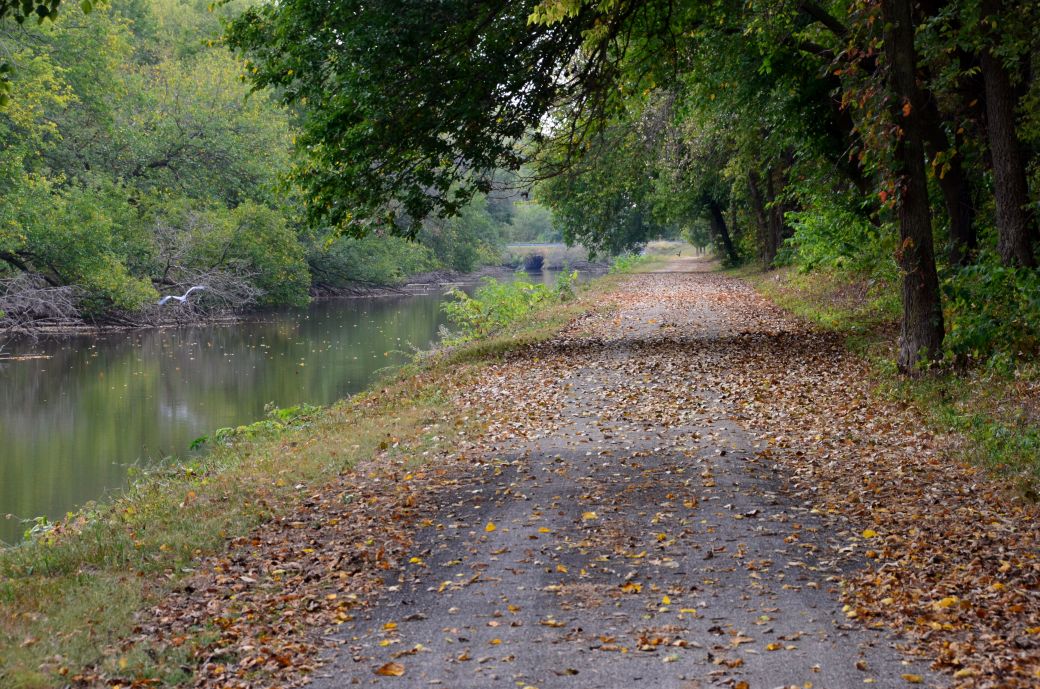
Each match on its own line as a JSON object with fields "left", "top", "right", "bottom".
{"left": 108, "top": 265, "right": 1037, "bottom": 688}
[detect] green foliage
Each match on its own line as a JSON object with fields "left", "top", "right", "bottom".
{"left": 608, "top": 253, "right": 646, "bottom": 274}
{"left": 502, "top": 202, "right": 560, "bottom": 243}
{"left": 441, "top": 273, "right": 553, "bottom": 343}
{"left": 2, "top": 175, "right": 157, "bottom": 312}
{"left": 944, "top": 261, "right": 1040, "bottom": 368}
{"left": 213, "top": 203, "right": 310, "bottom": 306}
{"left": 536, "top": 109, "right": 677, "bottom": 255}
{"left": 207, "top": 402, "right": 323, "bottom": 446}
{"left": 552, "top": 269, "right": 579, "bottom": 301}
{"left": 779, "top": 188, "right": 895, "bottom": 276}
{"left": 308, "top": 235, "right": 439, "bottom": 287}
{"left": 226, "top": 0, "right": 589, "bottom": 233}
{"left": 1, "top": 0, "right": 478, "bottom": 322}
{"left": 419, "top": 196, "right": 502, "bottom": 272}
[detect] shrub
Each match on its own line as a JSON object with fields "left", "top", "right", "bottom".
{"left": 609, "top": 253, "right": 645, "bottom": 273}
{"left": 553, "top": 269, "right": 580, "bottom": 301}
{"left": 944, "top": 260, "right": 1040, "bottom": 367}
{"left": 419, "top": 195, "right": 502, "bottom": 272}
{"left": 779, "top": 189, "right": 894, "bottom": 277}
{"left": 307, "top": 235, "right": 439, "bottom": 287}
{"left": 441, "top": 272, "right": 552, "bottom": 343}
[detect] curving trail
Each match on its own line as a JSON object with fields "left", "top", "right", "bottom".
{"left": 310, "top": 257, "right": 941, "bottom": 688}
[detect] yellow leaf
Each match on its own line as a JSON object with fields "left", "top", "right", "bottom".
{"left": 582, "top": 511, "right": 598, "bottom": 521}
{"left": 556, "top": 564, "right": 568, "bottom": 573}
{"left": 489, "top": 638, "right": 502, "bottom": 645}
{"left": 383, "top": 621, "right": 397, "bottom": 630}
{"left": 538, "top": 527, "right": 551, "bottom": 533}
{"left": 662, "top": 595, "right": 671, "bottom": 605}
{"left": 901, "top": 674, "right": 923, "bottom": 684}
{"left": 375, "top": 662, "right": 405, "bottom": 676}
{"left": 935, "top": 596, "right": 959, "bottom": 609}
{"left": 485, "top": 522, "right": 496, "bottom": 532}
{"left": 861, "top": 528, "right": 878, "bottom": 538}
{"left": 620, "top": 582, "right": 642, "bottom": 594}
{"left": 766, "top": 642, "right": 782, "bottom": 651}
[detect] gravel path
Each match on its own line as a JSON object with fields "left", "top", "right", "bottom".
{"left": 310, "top": 257, "right": 936, "bottom": 689}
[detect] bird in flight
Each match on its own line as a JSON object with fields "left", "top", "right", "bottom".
{"left": 157, "top": 285, "right": 207, "bottom": 305}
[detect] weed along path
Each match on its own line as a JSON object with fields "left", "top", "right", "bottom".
{"left": 133, "top": 257, "right": 1039, "bottom": 689}
{"left": 306, "top": 257, "right": 942, "bottom": 689}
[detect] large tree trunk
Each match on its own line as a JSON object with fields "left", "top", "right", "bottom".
{"left": 920, "top": 94, "right": 977, "bottom": 265}
{"left": 747, "top": 171, "right": 773, "bottom": 262}
{"left": 708, "top": 201, "right": 739, "bottom": 265}
{"left": 881, "top": 0, "right": 945, "bottom": 373}
{"left": 979, "top": 1, "right": 1036, "bottom": 267}
{"left": 767, "top": 160, "right": 792, "bottom": 257}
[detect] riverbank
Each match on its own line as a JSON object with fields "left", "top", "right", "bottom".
{"left": 310, "top": 261, "right": 608, "bottom": 299}
{"left": 0, "top": 261, "right": 611, "bottom": 338}
{"left": 0, "top": 261, "right": 646, "bottom": 689}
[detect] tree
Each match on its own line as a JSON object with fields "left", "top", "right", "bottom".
{"left": 976, "top": 0, "right": 1036, "bottom": 267}
{"left": 227, "top": 0, "right": 1040, "bottom": 370}
{"left": 226, "top": 0, "right": 592, "bottom": 233}
{"left": 879, "top": 0, "right": 945, "bottom": 371}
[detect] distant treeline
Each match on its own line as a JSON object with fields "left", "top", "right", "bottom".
{"left": 0, "top": 0, "right": 567, "bottom": 330}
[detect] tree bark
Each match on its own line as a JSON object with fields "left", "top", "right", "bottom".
{"left": 979, "top": 0, "right": 1036, "bottom": 267}
{"left": 881, "top": 0, "right": 945, "bottom": 373}
{"left": 767, "top": 161, "right": 792, "bottom": 257}
{"left": 920, "top": 94, "right": 977, "bottom": 265}
{"left": 708, "top": 201, "right": 738, "bottom": 265}
{"left": 747, "top": 171, "right": 772, "bottom": 262}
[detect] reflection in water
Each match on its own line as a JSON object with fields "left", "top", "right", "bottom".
{"left": 0, "top": 291, "right": 454, "bottom": 544}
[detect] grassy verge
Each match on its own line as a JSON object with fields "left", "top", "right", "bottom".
{"left": 0, "top": 264, "right": 644, "bottom": 689}
{"left": 737, "top": 265, "right": 1040, "bottom": 498}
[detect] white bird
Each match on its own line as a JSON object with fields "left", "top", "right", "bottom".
{"left": 157, "top": 285, "right": 207, "bottom": 306}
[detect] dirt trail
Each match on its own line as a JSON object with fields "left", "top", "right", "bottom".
{"left": 310, "top": 257, "right": 937, "bottom": 688}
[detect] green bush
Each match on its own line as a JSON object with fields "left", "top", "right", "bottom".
{"left": 187, "top": 202, "right": 311, "bottom": 306}
{"left": 779, "top": 190, "right": 894, "bottom": 276}
{"left": 7, "top": 176, "right": 157, "bottom": 313}
{"left": 944, "top": 261, "right": 1040, "bottom": 367}
{"left": 308, "top": 234, "right": 439, "bottom": 287}
{"left": 609, "top": 253, "right": 645, "bottom": 274}
{"left": 504, "top": 202, "right": 560, "bottom": 243}
{"left": 420, "top": 195, "right": 502, "bottom": 272}
{"left": 441, "top": 272, "right": 552, "bottom": 343}
{"left": 553, "top": 269, "right": 580, "bottom": 301}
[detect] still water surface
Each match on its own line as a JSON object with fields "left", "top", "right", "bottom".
{"left": 0, "top": 274, "right": 559, "bottom": 545}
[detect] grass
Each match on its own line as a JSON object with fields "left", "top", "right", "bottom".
{"left": 0, "top": 266, "right": 641, "bottom": 689}
{"left": 738, "top": 264, "right": 1040, "bottom": 499}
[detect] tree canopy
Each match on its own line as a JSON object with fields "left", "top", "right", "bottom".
{"left": 228, "top": 0, "right": 1040, "bottom": 371}
{"left": 0, "top": 0, "right": 545, "bottom": 327}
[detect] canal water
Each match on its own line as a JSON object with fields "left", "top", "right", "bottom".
{"left": 0, "top": 271, "right": 565, "bottom": 545}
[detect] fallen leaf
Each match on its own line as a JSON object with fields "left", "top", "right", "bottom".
{"left": 375, "top": 662, "right": 405, "bottom": 677}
